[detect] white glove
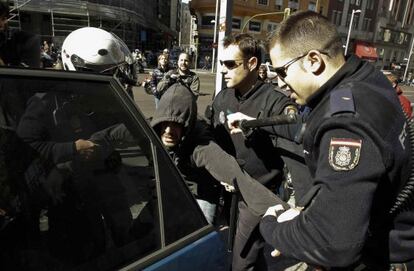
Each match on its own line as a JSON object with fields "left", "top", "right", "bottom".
{"left": 264, "top": 205, "right": 302, "bottom": 258}
{"left": 220, "top": 182, "right": 236, "bottom": 192}
{"left": 226, "top": 112, "right": 255, "bottom": 134}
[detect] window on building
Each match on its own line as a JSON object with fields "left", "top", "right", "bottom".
{"left": 288, "top": 0, "right": 299, "bottom": 10}
{"left": 366, "top": 0, "right": 374, "bottom": 10}
{"left": 249, "top": 21, "right": 261, "bottom": 32}
{"left": 336, "top": 11, "right": 343, "bottom": 26}
{"left": 232, "top": 18, "right": 241, "bottom": 29}
{"left": 332, "top": 10, "right": 337, "bottom": 24}
{"left": 346, "top": 12, "right": 351, "bottom": 27}
{"left": 406, "top": 0, "right": 414, "bottom": 26}
{"left": 362, "top": 18, "right": 369, "bottom": 31}
{"left": 353, "top": 14, "right": 360, "bottom": 29}
{"left": 257, "top": 0, "right": 268, "bottom": 5}
{"left": 392, "top": 0, "right": 401, "bottom": 20}
{"left": 267, "top": 22, "right": 278, "bottom": 32}
{"left": 201, "top": 16, "right": 215, "bottom": 26}
{"left": 308, "top": 1, "right": 316, "bottom": 11}
{"left": 275, "top": 0, "right": 283, "bottom": 10}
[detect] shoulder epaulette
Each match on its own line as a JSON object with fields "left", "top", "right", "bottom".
{"left": 329, "top": 88, "right": 355, "bottom": 116}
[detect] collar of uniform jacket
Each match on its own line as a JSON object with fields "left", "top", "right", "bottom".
{"left": 306, "top": 55, "right": 363, "bottom": 109}
{"left": 235, "top": 80, "right": 264, "bottom": 101}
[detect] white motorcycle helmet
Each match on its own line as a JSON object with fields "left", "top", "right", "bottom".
{"left": 61, "top": 27, "right": 136, "bottom": 85}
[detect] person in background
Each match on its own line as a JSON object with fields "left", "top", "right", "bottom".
{"left": 203, "top": 55, "right": 211, "bottom": 70}
{"left": 150, "top": 53, "right": 171, "bottom": 108}
{"left": 42, "top": 40, "right": 49, "bottom": 54}
{"left": 258, "top": 65, "right": 270, "bottom": 83}
{"left": 157, "top": 52, "right": 200, "bottom": 99}
{"left": 384, "top": 72, "right": 412, "bottom": 118}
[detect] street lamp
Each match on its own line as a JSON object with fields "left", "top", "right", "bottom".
{"left": 403, "top": 35, "right": 414, "bottom": 82}
{"left": 344, "top": 9, "right": 361, "bottom": 56}
{"left": 211, "top": 0, "right": 219, "bottom": 73}
{"left": 189, "top": 16, "right": 196, "bottom": 56}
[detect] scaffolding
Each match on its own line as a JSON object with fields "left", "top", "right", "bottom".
{"left": 7, "top": 0, "right": 159, "bottom": 49}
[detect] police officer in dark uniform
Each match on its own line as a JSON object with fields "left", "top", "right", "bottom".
{"left": 230, "top": 11, "right": 414, "bottom": 270}
{"left": 208, "top": 33, "right": 297, "bottom": 270}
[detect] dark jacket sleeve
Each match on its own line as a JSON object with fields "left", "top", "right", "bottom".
{"left": 149, "top": 68, "right": 159, "bottom": 94}
{"left": 156, "top": 70, "right": 174, "bottom": 95}
{"left": 192, "top": 140, "right": 240, "bottom": 185}
{"left": 190, "top": 74, "right": 200, "bottom": 96}
{"left": 260, "top": 123, "right": 385, "bottom": 267}
{"left": 17, "top": 95, "right": 76, "bottom": 164}
{"left": 192, "top": 140, "right": 287, "bottom": 215}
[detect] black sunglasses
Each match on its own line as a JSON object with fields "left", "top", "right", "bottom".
{"left": 274, "top": 51, "right": 329, "bottom": 79}
{"left": 273, "top": 54, "right": 307, "bottom": 80}
{"left": 219, "top": 58, "right": 246, "bottom": 69}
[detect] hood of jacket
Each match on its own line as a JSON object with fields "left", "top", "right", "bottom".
{"left": 151, "top": 83, "right": 197, "bottom": 143}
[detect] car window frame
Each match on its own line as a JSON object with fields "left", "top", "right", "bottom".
{"left": 0, "top": 67, "right": 217, "bottom": 270}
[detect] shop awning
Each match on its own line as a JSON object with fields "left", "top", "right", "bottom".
{"left": 355, "top": 41, "right": 378, "bottom": 61}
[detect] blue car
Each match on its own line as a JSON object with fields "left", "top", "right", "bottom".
{"left": 0, "top": 67, "right": 226, "bottom": 271}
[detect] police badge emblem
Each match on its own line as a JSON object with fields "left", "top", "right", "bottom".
{"left": 219, "top": 111, "right": 226, "bottom": 124}
{"left": 329, "top": 138, "right": 362, "bottom": 171}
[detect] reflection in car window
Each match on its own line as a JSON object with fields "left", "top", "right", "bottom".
{"left": 0, "top": 75, "right": 160, "bottom": 270}
{"left": 156, "top": 147, "right": 207, "bottom": 245}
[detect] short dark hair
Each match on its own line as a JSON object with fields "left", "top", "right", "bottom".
{"left": 0, "top": 1, "right": 9, "bottom": 18}
{"left": 223, "top": 33, "right": 262, "bottom": 67}
{"left": 269, "top": 11, "right": 343, "bottom": 59}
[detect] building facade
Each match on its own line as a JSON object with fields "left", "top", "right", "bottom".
{"left": 7, "top": 0, "right": 180, "bottom": 51}
{"left": 327, "top": 0, "right": 414, "bottom": 74}
{"left": 190, "top": 0, "right": 329, "bottom": 65}
{"left": 374, "top": 0, "right": 414, "bottom": 75}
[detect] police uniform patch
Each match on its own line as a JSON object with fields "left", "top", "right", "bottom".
{"left": 329, "top": 138, "right": 362, "bottom": 171}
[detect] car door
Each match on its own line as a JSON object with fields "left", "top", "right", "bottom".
{"left": 0, "top": 67, "right": 226, "bottom": 271}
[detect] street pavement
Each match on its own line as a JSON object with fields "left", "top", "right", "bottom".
{"left": 133, "top": 69, "right": 216, "bottom": 118}
{"left": 400, "top": 84, "right": 414, "bottom": 103}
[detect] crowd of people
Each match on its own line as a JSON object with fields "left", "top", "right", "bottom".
{"left": 0, "top": 0, "right": 413, "bottom": 269}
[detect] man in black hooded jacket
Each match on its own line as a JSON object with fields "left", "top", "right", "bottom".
{"left": 151, "top": 82, "right": 239, "bottom": 223}
{"left": 151, "top": 82, "right": 285, "bottom": 224}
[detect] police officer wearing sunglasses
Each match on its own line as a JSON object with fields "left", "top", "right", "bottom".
{"left": 207, "top": 33, "right": 297, "bottom": 271}
{"left": 244, "top": 11, "right": 414, "bottom": 270}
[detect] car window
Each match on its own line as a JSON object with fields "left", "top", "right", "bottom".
{"left": 155, "top": 147, "right": 207, "bottom": 245}
{"left": 0, "top": 69, "right": 207, "bottom": 271}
